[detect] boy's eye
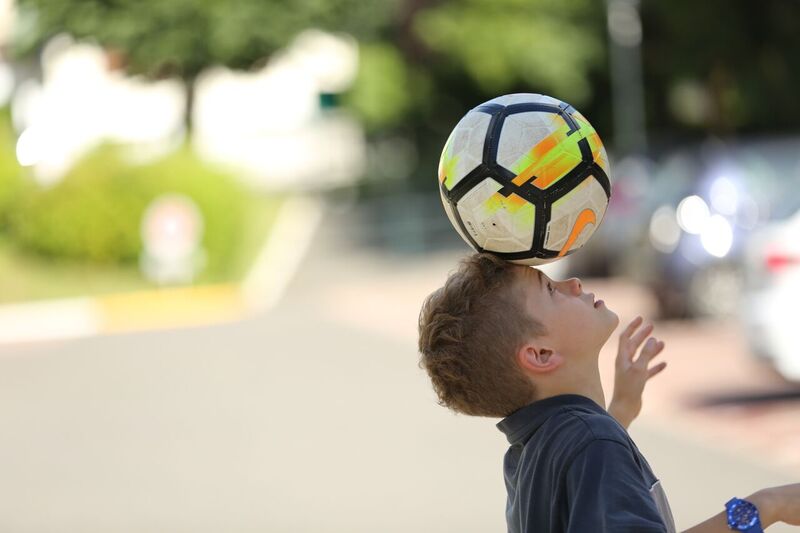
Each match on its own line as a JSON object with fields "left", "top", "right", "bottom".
{"left": 548, "top": 282, "right": 554, "bottom": 294}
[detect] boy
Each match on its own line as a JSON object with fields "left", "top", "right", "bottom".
{"left": 418, "top": 253, "right": 800, "bottom": 532}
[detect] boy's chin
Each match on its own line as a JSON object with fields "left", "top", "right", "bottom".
{"left": 608, "top": 307, "right": 620, "bottom": 327}
{"left": 601, "top": 307, "right": 620, "bottom": 336}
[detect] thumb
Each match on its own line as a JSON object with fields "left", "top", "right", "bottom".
{"left": 647, "top": 362, "right": 667, "bottom": 379}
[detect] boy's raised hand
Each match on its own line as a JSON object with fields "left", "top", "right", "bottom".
{"left": 608, "top": 316, "right": 667, "bottom": 429}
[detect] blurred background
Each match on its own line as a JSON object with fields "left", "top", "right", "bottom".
{"left": 0, "top": 0, "right": 799, "bottom": 531}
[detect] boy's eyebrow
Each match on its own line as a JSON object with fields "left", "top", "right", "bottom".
{"left": 536, "top": 269, "right": 544, "bottom": 291}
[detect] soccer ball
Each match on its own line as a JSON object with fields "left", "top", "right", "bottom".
{"left": 437, "top": 93, "right": 611, "bottom": 265}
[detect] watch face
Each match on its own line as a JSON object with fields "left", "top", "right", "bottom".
{"left": 729, "top": 500, "right": 759, "bottom": 530}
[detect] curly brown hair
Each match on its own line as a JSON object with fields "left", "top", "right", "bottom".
{"left": 417, "top": 253, "right": 546, "bottom": 418}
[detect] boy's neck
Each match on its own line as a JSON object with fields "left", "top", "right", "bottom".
{"left": 572, "top": 379, "right": 606, "bottom": 409}
{"left": 535, "top": 363, "right": 606, "bottom": 409}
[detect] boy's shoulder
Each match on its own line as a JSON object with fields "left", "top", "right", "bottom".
{"left": 498, "top": 394, "right": 631, "bottom": 459}
{"left": 558, "top": 403, "right": 629, "bottom": 442}
{"left": 541, "top": 406, "right": 628, "bottom": 445}
{"left": 532, "top": 403, "right": 631, "bottom": 457}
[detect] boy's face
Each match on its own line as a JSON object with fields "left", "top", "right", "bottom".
{"left": 516, "top": 266, "right": 619, "bottom": 359}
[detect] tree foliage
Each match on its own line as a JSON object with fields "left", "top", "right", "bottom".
{"left": 641, "top": 0, "right": 800, "bottom": 137}
{"left": 413, "top": 0, "right": 606, "bottom": 106}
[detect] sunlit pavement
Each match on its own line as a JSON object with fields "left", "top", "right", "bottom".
{"left": 0, "top": 204, "right": 797, "bottom": 532}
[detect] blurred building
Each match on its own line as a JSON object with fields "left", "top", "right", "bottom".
{"left": 192, "top": 30, "right": 364, "bottom": 192}
{"left": 12, "top": 34, "right": 184, "bottom": 184}
{"left": 6, "top": 23, "right": 365, "bottom": 192}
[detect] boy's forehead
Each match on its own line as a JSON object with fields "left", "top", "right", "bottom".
{"left": 521, "top": 265, "right": 541, "bottom": 282}
{"left": 515, "top": 267, "right": 545, "bottom": 314}
{"left": 516, "top": 265, "right": 542, "bottom": 290}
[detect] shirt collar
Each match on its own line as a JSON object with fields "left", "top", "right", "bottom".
{"left": 496, "top": 394, "right": 606, "bottom": 446}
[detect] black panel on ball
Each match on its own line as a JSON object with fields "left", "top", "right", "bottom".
{"left": 577, "top": 137, "right": 593, "bottom": 162}
{"left": 557, "top": 101, "right": 580, "bottom": 135}
{"left": 543, "top": 160, "right": 595, "bottom": 203}
{"left": 486, "top": 246, "right": 561, "bottom": 261}
{"left": 474, "top": 103, "right": 504, "bottom": 115}
{"left": 493, "top": 166, "right": 537, "bottom": 204}
{"left": 531, "top": 195, "right": 552, "bottom": 258}
{"left": 474, "top": 105, "right": 506, "bottom": 166}
{"left": 591, "top": 163, "right": 612, "bottom": 200}
{"left": 503, "top": 103, "right": 560, "bottom": 116}
{"left": 446, "top": 163, "right": 492, "bottom": 204}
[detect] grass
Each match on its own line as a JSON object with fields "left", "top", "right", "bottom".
{"left": 0, "top": 192, "right": 285, "bottom": 304}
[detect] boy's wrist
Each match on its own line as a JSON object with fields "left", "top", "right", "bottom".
{"left": 607, "top": 398, "right": 638, "bottom": 428}
{"left": 747, "top": 488, "right": 779, "bottom": 528}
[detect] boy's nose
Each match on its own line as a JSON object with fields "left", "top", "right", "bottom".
{"left": 567, "top": 277, "right": 582, "bottom": 293}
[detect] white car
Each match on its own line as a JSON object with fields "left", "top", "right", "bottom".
{"left": 740, "top": 210, "right": 800, "bottom": 382}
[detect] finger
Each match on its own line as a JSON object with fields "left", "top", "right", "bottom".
{"left": 637, "top": 339, "right": 665, "bottom": 365}
{"left": 629, "top": 322, "right": 655, "bottom": 350}
{"left": 620, "top": 316, "right": 643, "bottom": 339}
{"left": 647, "top": 361, "right": 667, "bottom": 379}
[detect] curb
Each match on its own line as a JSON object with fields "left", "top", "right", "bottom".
{"left": 0, "top": 196, "right": 324, "bottom": 345}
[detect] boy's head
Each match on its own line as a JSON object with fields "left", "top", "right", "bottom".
{"left": 418, "top": 253, "right": 619, "bottom": 417}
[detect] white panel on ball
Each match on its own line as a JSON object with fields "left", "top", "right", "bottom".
{"left": 496, "top": 112, "right": 557, "bottom": 171}
{"left": 439, "top": 111, "right": 492, "bottom": 191}
{"left": 456, "top": 178, "right": 535, "bottom": 254}
{"left": 544, "top": 176, "right": 608, "bottom": 254}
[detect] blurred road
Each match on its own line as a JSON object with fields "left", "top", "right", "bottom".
{"left": 0, "top": 201, "right": 798, "bottom": 532}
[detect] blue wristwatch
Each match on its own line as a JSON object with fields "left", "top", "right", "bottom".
{"left": 725, "top": 497, "right": 763, "bottom": 532}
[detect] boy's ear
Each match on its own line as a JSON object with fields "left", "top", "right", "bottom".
{"left": 517, "top": 342, "right": 564, "bottom": 375}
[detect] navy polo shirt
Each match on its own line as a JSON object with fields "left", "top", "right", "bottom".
{"left": 496, "top": 394, "right": 676, "bottom": 533}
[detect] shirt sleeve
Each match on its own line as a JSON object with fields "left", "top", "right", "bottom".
{"left": 564, "top": 438, "right": 668, "bottom": 533}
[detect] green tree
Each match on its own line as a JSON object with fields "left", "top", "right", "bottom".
{"left": 412, "top": 0, "right": 606, "bottom": 106}
{"left": 641, "top": 0, "right": 800, "bottom": 138}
